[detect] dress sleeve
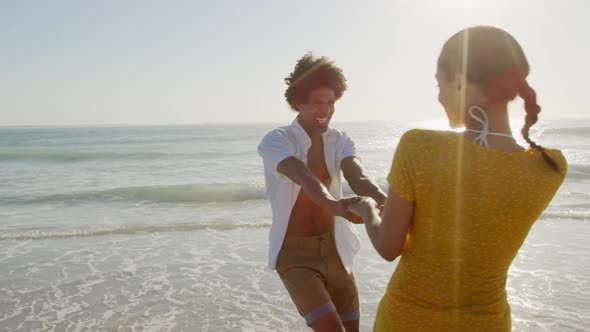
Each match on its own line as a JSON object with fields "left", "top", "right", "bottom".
{"left": 387, "top": 130, "right": 417, "bottom": 201}
{"left": 258, "top": 130, "right": 296, "bottom": 178}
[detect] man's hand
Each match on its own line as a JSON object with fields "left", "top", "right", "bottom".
{"left": 347, "top": 197, "right": 379, "bottom": 224}
{"left": 341, "top": 196, "right": 364, "bottom": 224}
{"left": 325, "top": 196, "right": 363, "bottom": 223}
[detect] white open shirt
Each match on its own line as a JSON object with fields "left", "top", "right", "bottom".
{"left": 258, "top": 117, "right": 361, "bottom": 274}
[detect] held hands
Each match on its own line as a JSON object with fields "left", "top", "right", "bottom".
{"left": 347, "top": 197, "right": 379, "bottom": 224}
{"left": 326, "top": 196, "right": 363, "bottom": 224}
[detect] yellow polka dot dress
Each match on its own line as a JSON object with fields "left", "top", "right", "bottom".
{"left": 375, "top": 129, "right": 567, "bottom": 331}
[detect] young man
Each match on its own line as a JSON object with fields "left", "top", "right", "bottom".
{"left": 258, "top": 53, "right": 386, "bottom": 332}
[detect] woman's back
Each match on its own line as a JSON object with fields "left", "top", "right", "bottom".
{"left": 376, "top": 129, "right": 567, "bottom": 330}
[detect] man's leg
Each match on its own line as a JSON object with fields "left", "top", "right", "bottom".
{"left": 326, "top": 289, "right": 359, "bottom": 332}
{"left": 277, "top": 233, "right": 349, "bottom": 330}
{"left": 309, "top": 310, "right": 345, "bottom": 332}
{"left": 341, "top": 318, "right": 359, "bottom": 332}
{"left": 326, "top": 251, "right": 360, "bottom": 332}
{"left": 278, "top": 267, "right": 346, "bottom": 330}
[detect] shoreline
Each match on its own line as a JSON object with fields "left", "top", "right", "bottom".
{"left": 0, "top": 218, "right": 588, "bottom": 331}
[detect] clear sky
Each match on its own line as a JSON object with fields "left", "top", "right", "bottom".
{"left": 1, "top": 0, "right": 588, "bottom": 126}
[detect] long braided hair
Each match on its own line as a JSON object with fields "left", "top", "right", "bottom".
{"left": 518, "top": 81, "right": 560, "bottom": 171}
{"left": 438, "top": 26, "right": 560, "bottom": 172}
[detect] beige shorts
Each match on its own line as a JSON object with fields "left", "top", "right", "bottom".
{"left": 276, "top": 232, "right": 359, "bottom": 326}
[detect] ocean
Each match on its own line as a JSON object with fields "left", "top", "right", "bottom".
{"left": 0, "top": 119, "right": 588, "bottom": 331}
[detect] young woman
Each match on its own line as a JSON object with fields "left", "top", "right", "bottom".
{"left": 350, "top": 26, "right": 567, "bottom": 331}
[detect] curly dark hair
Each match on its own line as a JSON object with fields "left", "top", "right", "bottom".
{"left": 284, "top": 53, "right": 347, "bottom": 111}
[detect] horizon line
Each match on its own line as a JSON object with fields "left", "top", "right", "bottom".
{"left": 2, "top": 116, "right": 589, "bottom": 129}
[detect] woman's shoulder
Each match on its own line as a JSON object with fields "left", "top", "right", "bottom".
{"left": 543, "top": 147, "right": 566, "bottom": 160}
{"left": 541, "top": 148, "right": 568, "bottom": 176}
{"left": 399, "top": 128, "right": 458, "bottom": 145}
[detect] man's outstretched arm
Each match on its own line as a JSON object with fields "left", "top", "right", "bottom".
{"left": 278, "top": 157, "right": 359, "bottom": 221}
{"left": 341, "top": 156, "right": 387, "bottom": 207}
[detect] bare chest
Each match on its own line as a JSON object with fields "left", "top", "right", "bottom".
{"left": 306, "top": 143, "right": 331, "bottom": 186}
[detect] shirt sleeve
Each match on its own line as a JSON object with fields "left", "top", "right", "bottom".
{"left": 258, "top": 130, "right": 296, "bottom": 178}
{"left": 341, "top": 131, "right": 357, "bottom": 160}
{"left": 387, "top": 130, "right": 417, "bottom": 201}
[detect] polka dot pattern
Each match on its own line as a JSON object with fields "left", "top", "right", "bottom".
{"left": 376, "top": 129, "right": 567, "bottom": 331}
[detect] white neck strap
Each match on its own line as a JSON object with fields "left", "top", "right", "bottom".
{"left": 464, "top": 106, "right": 513, "bottom": 147}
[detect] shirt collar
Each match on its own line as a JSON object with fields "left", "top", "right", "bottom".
{"left": 290, "top": 116, "right": 335, "bottom": 149}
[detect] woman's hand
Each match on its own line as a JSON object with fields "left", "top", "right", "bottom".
{"left": 347, "top": 197, "right": 379, "bottom": 223}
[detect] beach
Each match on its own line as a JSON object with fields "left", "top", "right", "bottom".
{"left": 1, "top": 120, "right": 589, "bottom": 331}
